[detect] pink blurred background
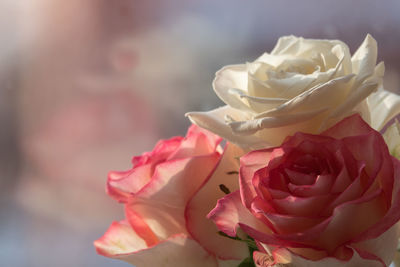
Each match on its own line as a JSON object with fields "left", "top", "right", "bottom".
{"left": 1, "top": 1, "right": 400, "bottom": 266}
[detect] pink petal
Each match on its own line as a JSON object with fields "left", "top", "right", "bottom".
{"left": 96, "top": 226, "right": 218, "bottom": 267}
{"left": 352, "top": 223, "right": 399, "bottom": 266}
{"left": 271, "top": 246, "right": 385, "bottom": 267}
{"left": 208, "top": 190, "right": 271, "bottom": 238}
{"left": 253, "top": 251, "right": 275, "bottom": 267}
{"left": 272, "top": 194, "right": 334, "bottom": 217}
{"left": 262, "top": 212, "right": 326, "bottom": 235}
{"left": 94, "top": 220, "right": 147, "bottom": 257}
{"left": 351, "top": 158, "right": 400, "bottom": 244}
{"left": 107, "top": 164, "right": 152, "bottom": 202}
{"left": 322, "top": 114, "right": 373, "bottom": 139}
{"left": 125, "top": 206, "right": 159, "bottom": 247}
{"left": 127, "top": 154, "right": 220, "bottom": 238}
{"left": 288, "top": 174, "right": 333, "bottom": 197}
{"left": 131, "top": 136, "right": 183, "bottom": 167}
{"left": 138, "top": 154, "right": 220, "bottom": 206}
{"left": 342, "top": 134, "right": 383, "bottom": 178}
{"left": 240, "top": 149, "right": 276, "bottom": 208}
{"left": 185, "top": 143, "right": 249, "bottom": 260}
{"left": 316, "top": 189, "right": 387, "bottom": 252}
{"left": 168, "top": 124, "right": 222, "bottom": 160}
{"left": 107, "top": 136, "right": 185, "bottom": 202}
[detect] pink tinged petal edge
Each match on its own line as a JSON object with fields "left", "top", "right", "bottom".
{"left": 240, "top": 149, "right": 276, "bottom": 208}
{"left": 351, "top": 158, "right": 400, "bottom": 244}
{"left": 94, "top": 220, "right": 147, "bottom": 257}
{"left": 132, "top": 136, "right": 183, "bottom": 167}
{"left": 107, "top": 165, "right": 152, "bottom": 203}
{"left": 315, "top": 189, "right": 387, "bottom": 252}
{"left": 168, "top": 124, "right": 222, "bottom": 160}
{"left": 185, "top": 143, "right": 249, "bottom": 260}
{"left": 207, "top": 190, "right": 271, "bottom": 238}
{"left": 322, "top": 113, "right": 373, "bottom": 139}
{"left": 137, "top": 154, "right": 220, "bottom": 206}
{"left": 107, "top": 136, "right": 184, "bottom": 203}
{"left": 95, "top": 222, "right": 218, "bottom": 267}
{"left": 125, "top": 206, "right": 159, "bottom": 247}
{"left": 128, "top": 154, "right": 221, "bottom": 238}
{"left": 270, "top": 246, "right": 386, "bottom": 267}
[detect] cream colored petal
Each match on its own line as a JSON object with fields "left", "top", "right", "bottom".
{"left": 331, "top": 43, "right": 352, "bottom": 75}
{"left": 255, "top": 53, "right": 291, "bottom": 68}
{"left": 255, "top": 74, "right": 354, "bottom": 119}
{"left": 186, "top": 106, "right": 270, "bottom": 149}
{"left": 185, "top": 143, "right": 249, "bottom": 260}
{"left": 228, "top": 88, "right": 287, "bottom": 113}
{"left": 270, "top": 35, "right": 300, "bottom": 55}
{"left": 352, "top": 34, "right": 378, "bottom": 86}
{"left": 325, "top": 78, "right": 380, "bottom": 126}
{"left": 213, "top": 64, "right": 249, "bottom": 107}
{"left": 264, "top": 73, "right": 317, "bottom": 99}
{"left": 120, "top": 234, "right": 218, "bottom": 267}
{"left": 229, "top": 107, "right": 328, "bottom": 135}
{"left": 247, "top": 73, "right": 282, "bottom": 98}
{"left": 369, "top": 90, "right": 400, "bottom": 131}
{"left": 383, "top": 121, "right": 400, "bottom": 157}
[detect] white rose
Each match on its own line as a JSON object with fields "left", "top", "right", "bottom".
{"left": 187, "top": 34, "right": 388, "bottom": 149}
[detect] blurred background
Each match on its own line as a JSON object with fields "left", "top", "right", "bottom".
{"left": 0, "top": 0, "right": 400, "bottom": 266}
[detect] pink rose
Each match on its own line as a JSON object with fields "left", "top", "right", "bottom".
{"left": 209, "top": 115, "right": 400, "bottom": 267}
{"left": 94, "top": 125, "right": 248, "bottom": 266}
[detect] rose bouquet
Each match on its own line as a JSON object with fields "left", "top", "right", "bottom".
{"left": 95, "top": 35, "right": 400, "bottom": 267}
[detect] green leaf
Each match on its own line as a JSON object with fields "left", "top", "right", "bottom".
{"left": 238, "top": 256, "right": 256, "bottom": 267}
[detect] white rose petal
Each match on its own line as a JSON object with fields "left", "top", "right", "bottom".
{"left": 187, "top": 34, "right": 390, "bottom": 149}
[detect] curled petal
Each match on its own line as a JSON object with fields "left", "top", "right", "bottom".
{"left": 95, "top": 223, "right": 218, "bottom": 267}
{"left": 185, "top": 143, "right": 249, "bottom": 260}
{"left": 369, "top": 90, "right": 400, "bottom": 131}
{"left": 186, "top": 106, "right": 269, "bottom": 150}
{"left": 213, "top": 64, "right": 249, "bottom": 108}
{"left": 208, "top": 190, "right": 271, "bottom": 237}
{"left": 271, "top": 246, "right": 385, "bottom": 267}
{"left": 352, "top": 34, "right": 378, "bottom": 86}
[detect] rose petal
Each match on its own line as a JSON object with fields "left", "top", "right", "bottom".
{"left": 107, "top": 165, "right": 152, "bottom": 202}
{"left": 229, "top": 107, "right": 328, "bottom": 135}
{"left": 288, "top": 174, "right": 333, "bottom": 197}
{"left": 94, "top": 220, "right": 147, "bottom": 257}
{"left": 261, "top": 212, "right": 326, "bottom": 235}
{"left": 185, "top": 143, "right": 249, "bottom": 260}
{"left": 369, "top": 90, "right": 400, "bottom": 131}
{"left": 351, "top": 34, "right": 378, "bottom": 86}
{"left": 272, "top": 194, "right": 333, "bottom": 217}
{"left": 227, "top": 88, "right": 288, "bottom": 113}
{"left": 213, "top": 64, "right": 249, "bottom": 107}
{"left": 256, "top": 74, "right": 354, "bottom": 119}
{"left": 107, "top": 137, "right": 185, "bottom": 202}
{"left": 316, "top": 189, "right": 387, "bottom": 252}
{"left": 96, "top": 229, "right": 218, "bottom": 267}
{"left": 186, "top": 106, "right": 269, "bottom": 150}
{"left": 322, "top": 113, "right": 373, "bottom": 139}
{"left": 125, "top": 207, "right": 159, "bottom": 246}
{"left": 352, "top": 223, "right": 400, "bottom": 266}
{"left": 127, "top": 155, "right": 220, "bottom": 238}
{"left": 208, "top": 190, "right": 271, "bottom": 238}
{"left": 169, "top": 124, "right": 222, "bottom": 160}
{"left": 240, "top": 149, "right": 277, "bottom": 208}
{"left": 351, "top": 158, "right": 400, "bottom": 244}
{"left": 271, "top": 246, "right": 385, "bottom": 267}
